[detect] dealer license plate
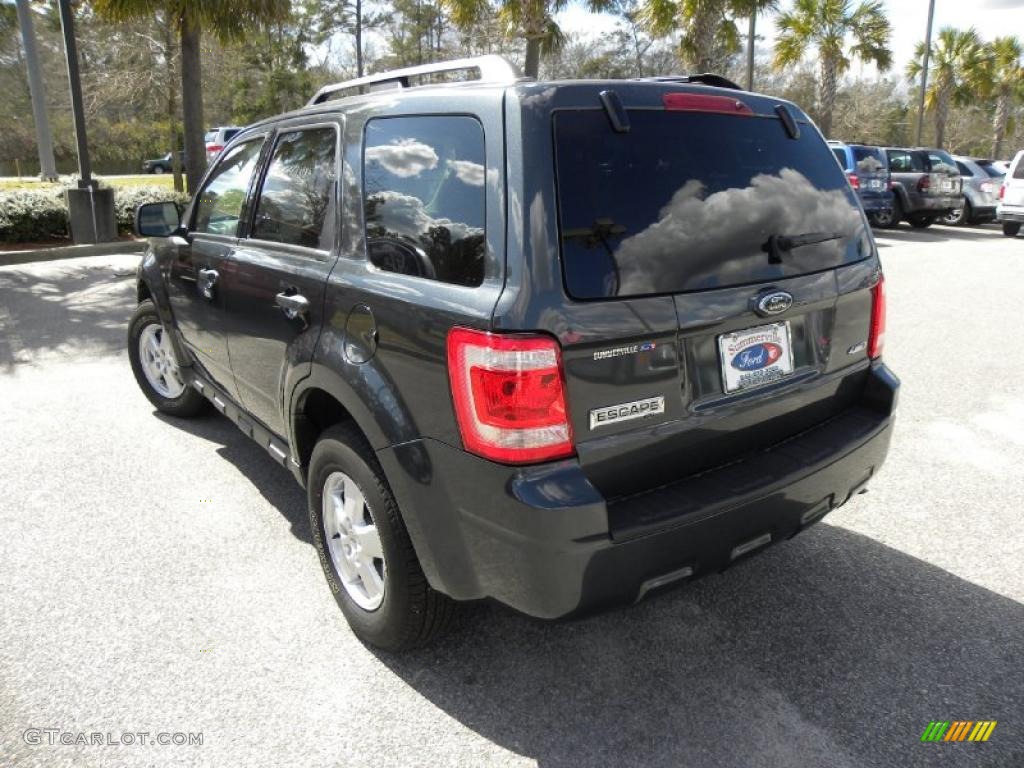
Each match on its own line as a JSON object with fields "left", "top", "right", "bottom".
{"left": 718, "top": 322, "right": 795, "bottom": 393}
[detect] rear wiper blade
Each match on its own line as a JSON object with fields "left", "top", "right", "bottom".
{"left": 763, "top": 231, "right": 844, "bottom": 263}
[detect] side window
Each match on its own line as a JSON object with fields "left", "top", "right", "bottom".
{"left": 831, "top": 148, "right": 848, "bottom": 170}
{"left": 956, "top": 161, "right": 972, "bottom": 177}
{"left": 363, "top": 115, "right": 486, "bottom": 287}
{"left": 252, "top": 127, "right": 338, "bottom": 250}
{"left": 192, "top": 140, "right": 263, "bottom": 236}
{"left": 1013, "top": 158, "right": 1024, "bottom": 179}
{"left": 887, "top": 150, "right": 910, "bottom": 172}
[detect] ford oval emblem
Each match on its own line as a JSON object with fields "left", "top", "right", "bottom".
{"left": 731, "top": 343, "right": 783, "bottom": 371}
{"left": 756, "top": 291, "right": 794, "bottom": 316}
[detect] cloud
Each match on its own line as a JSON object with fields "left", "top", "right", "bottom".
{"left": 981, "top": 0, "right": 1024, "bottom": 8}
{"left": 366, "top": 139, "right": 438, "bottom": 178}
{"left": 447, "top": 159, "right": 486, "bottom": 187}
{"left": 612, "top": 169, "right": 863, "bottom": 295}
{"left": 367, "top": 190, "right": 483, "bottom": 243}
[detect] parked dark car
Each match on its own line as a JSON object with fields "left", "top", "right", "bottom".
{"left": 871, "top": 147, "right": 962, "bottom": 228}
{"left": 141, "top": 151, "right": 185, "bottom": 174}
{"left": 828, "top": 141, "right": 894, "bottom": 217}
{"left": 129, "top": 56, "right": 898, "bottom": 650}
{"left": 941, "top": 156, "right": 1002, "bottom": 225}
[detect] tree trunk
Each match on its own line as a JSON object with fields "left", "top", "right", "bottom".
{"left": 691, "top": 1, "right": 720, "bottom": 72}
{"left": 355, "top": 0, "right": 363, "bottom": 77}
{"left": 818, "top": 56, "right": 837, "bottom": 138}
{"left": 992, "top": 87, "right": 1009, "bottom": 159}
{"left": 161, "top": 15, "right": 183, "bottom": 193}
{"left": 180, "top": 13, "right": 206, "bottom": 195}
{"left": 745, "top": 11, "right": 755, "bottom": 91}
{"left": 524, "top": 37, "right": 541, "bottom": 78}
{"left": 934, "top": 79, "right": 951, "bottom": 149}
{"left": 16, "top": 0, "right": 57, "bottom": 180}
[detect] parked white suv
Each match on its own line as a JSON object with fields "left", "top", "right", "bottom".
{"left": 204, "top": 126, "right": 243, "bottom": 163}
{"left": 997, "top": 150, "right": 1024, "bottom": 237}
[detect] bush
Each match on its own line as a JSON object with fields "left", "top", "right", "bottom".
{"left": 0, "top": 188, "right": 69, "bottom": 243}
{"left": 0, "top": 184, "right": 189, "bottom": 243}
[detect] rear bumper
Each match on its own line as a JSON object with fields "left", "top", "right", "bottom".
{"left": 858, "top": 190, "right": 893, "bottom": 212}
{"left": 379, "top": 363, "right": 899, "bottom": 619}
{"left": 997, "top": 206, "right": 1024, "bottom": 223}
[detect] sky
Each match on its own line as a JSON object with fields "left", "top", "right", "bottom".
{"left": 556, "top": 0, "right": 1024, "bottom": 78}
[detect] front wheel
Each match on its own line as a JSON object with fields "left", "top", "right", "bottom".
{"left": 128, "top": 300, "right": 206, "bottom": 416}
{"left": 308, "top": 423, "right": 454, "bottom": 651}
{"left": 1003, "top": 221, "right": 1021, "bottom": 237}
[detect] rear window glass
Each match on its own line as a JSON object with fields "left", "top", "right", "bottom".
{"left": 927, "top": 150, "right": 958, "bottom": 174}
{"left": 976, "top": 161, "right": 1003, "bottom": 178}
{"left": 553, "top": 110, "right": 868, "bottom": 299}
{"left": 852, "top": 146, "right": 886, "bottom": 173}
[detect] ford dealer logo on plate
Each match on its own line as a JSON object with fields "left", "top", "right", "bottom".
{"left": 731, "top": 342, "right": 783, "bottom": 371}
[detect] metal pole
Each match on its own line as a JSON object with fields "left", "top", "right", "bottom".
{"left": 57, "top": 0, "right": 94, "bottom": 189}
{"left": 914, "top": 0, "right": 936, "bottom": 146}
{"left": 15, "top": 0, "right": 57, "bottom": 180}
{"left": 746, "top": 11, "right": 756, "bottom": 91}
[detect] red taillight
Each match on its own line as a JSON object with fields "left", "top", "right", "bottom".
{"left": 447, "top": 328, "right": 574, "bottom": 464}
{"left": 847, "top": 173, "right": 860, "bottom": 190}
{"left": 868, "top": 275, "right": 886, "bottom": 360}
{"left": 1000, "top": 183, "right": 1006, "bottom": 200}
{"left": 662, "top": 93, "right": 752, "bottom": 116}
{"left": 207, "top": 144, "right": 223, "bottom": 157}
{"left": 917, "top": 175, "right": 930, "bottom": 193}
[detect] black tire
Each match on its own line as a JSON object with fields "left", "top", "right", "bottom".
{"left": 128, "top": 300, "right": 206, "bottom": 417}
{"left": 870, "top": 198, "right": 901, "bottom": 229}
{"left": 308, "top": 423, "right": 454, "bottom": 651}
{"left": 1003, "top": 221, "right": 1021, "bottom": 237}
{"left": 908, "top": 214, "right": 934, "bottom": 229}
{"left": 942, "top": 202, "right": 968, "bottom": 226}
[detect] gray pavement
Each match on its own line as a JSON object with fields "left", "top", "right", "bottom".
{"left": 1, "top": 226, "right": 1022, "bottom": 767}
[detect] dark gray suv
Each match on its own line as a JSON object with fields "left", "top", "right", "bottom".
{"left": 872, "top": 147, "right": 962, "bottom": 228}
{"left": 130, "top": 56, "right": 898, "bottom": 650}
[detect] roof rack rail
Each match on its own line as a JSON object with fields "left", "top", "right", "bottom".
{"left": 308, "top": 55, "right": 523, "bottom": 106}
{"left": 637, "top": 73, "right": 743, "bottom": 91}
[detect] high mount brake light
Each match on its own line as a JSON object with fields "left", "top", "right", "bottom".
{"left": 447, "top": 328, "right": 574, "bottom": 464}
{"left": 662, "top": 93, "right": 753, "bottom": 116}
{"left": 868, "top": 275, "right": 886, "bottom": 360}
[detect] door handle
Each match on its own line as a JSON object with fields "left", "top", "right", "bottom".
{"left": 197, "top": 268, "right": 219, "bottom": 300}
{"left": 275, "top": 291, "right": 310, "bottom": 320}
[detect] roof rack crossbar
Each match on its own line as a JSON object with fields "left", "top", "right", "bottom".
{"left": 308, "top": 55, "right": 523, "bottom": 106}
{"left": 635, "top": 73, "right": 743, "bottom": 91}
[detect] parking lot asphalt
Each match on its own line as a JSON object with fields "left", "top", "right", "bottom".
{"left": 1, "top": 224, "right": 1022, "bottom": 768}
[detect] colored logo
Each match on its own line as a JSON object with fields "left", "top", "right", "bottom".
{"left": 920, "top": 721, "right": 997, "bottom": 743}
{"left": 755, "top": 291, "right": 794, "bottom": 316}
{"left": 731, "top": 343, "right": 782, "bottom": 371}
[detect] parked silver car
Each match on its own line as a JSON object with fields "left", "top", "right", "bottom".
{"left": 942, "top": 156, "right": 1004, "bottom": 225}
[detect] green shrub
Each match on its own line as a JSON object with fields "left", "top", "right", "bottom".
{"left": 0, "top": 184, "right": 189, "bottom": 243}
{"left": 0, "top": 188, "right": 69, "bottom": 243}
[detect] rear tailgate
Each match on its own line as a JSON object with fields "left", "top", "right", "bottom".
{"left": 546, "top": 87, "right": 880, "bottom": 501}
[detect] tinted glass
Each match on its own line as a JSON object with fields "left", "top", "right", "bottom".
{"left": 852, "top": 146, "right": 886, "bottom": 173}
{"left": 224, "top": 129, "right": 241, "bottom": 141}
{"left": 554, "top": 110, "right": 868, "bottom": 299}
{"left": 832, "top": 148, "right": 848, "bottom": 169}
{"left": 192, "top": 140, "right": 263, "bottom": 236}
{"left": 1014, "top": 159, "right": 1024, "bottom": 179}
{"left": 955, "top": 161, "right": 972, "bottom": 176}
{"left": 204, "top": 131, "right": 217, "bottom": 143}
{"left": 927, "top": 150, "right": 957, "bottom": 174}
{"left": 887, "top": 150, "right": 925, "bottom": 173}
{"left": 363, "top": 116, "right": 486, "bottom": 286}
{"left": 976, "top": 160, "right": 1004, "bottom": 178}
{"left": 252, "top": 127, "right": 337, "bottom": 249}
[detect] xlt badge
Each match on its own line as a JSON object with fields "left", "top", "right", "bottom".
{"left": 589, "top": 396, "right": 666, "bottom": 430}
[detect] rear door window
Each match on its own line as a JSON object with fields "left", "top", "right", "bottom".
{"left": 251, "top": 127, "right": 338, "bottom": 250}
{"left": 887, "top": 150, "right": 925, "bottom": 172}
{"left": 553, "top": 109, "right": 867, "bottom": 299}
{"left": 831, "top": 148, "right": 848, "bottom": 170}
{"left": 363, "top": 116, "right": 486, "bottom": 286}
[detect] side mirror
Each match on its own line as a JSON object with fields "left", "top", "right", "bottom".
{"left": 135, "top": 201, "right": 181, "bottom": 238}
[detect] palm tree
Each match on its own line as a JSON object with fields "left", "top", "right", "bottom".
{"left": 987, "top": 36, "right": 1024, "bottom": 159}
{"left": 93, "top": 0, "right": 290, "bottom": 193}
{"left": 443, "top": 0, "right": 567, "bottom": 78}
{"left": 906, "top": 27, "right": 989, "bottom": 150}
{"left": 641, "top": 0, "right": 746, "bottom": 73}
{"left": 773, "top": 0, "right": 892, "bottom": 138}
{"left": 738, "top": 0, "right": 779, "bottom": 90}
